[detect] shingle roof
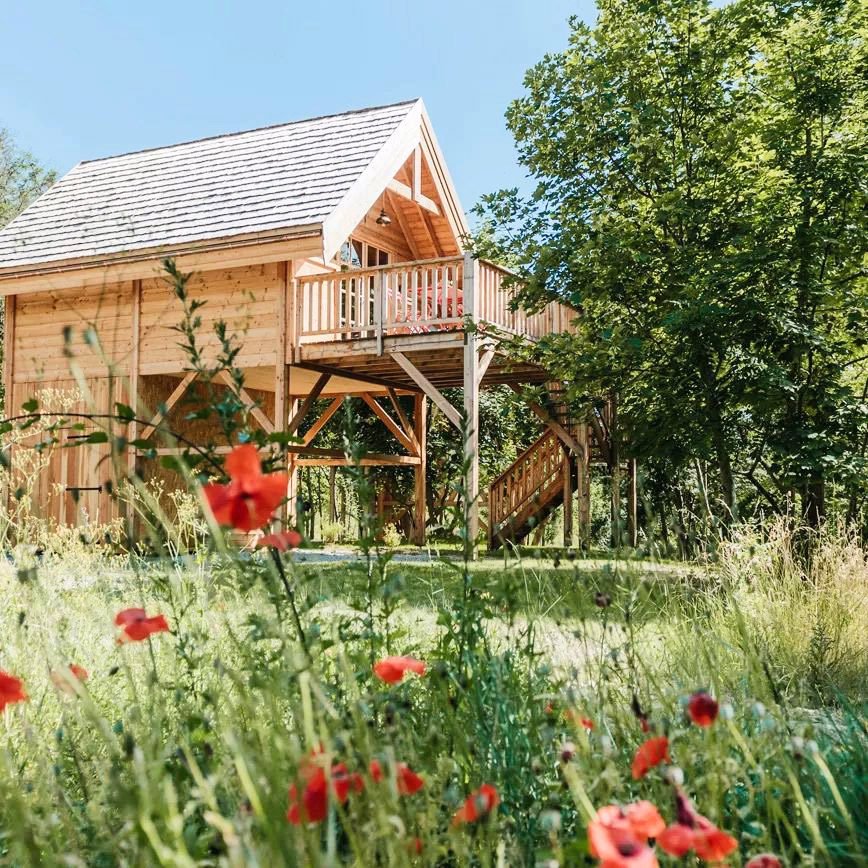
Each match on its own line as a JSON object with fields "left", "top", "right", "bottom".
{"left": 0, "top": 99, "right": 419, "bottom": 270}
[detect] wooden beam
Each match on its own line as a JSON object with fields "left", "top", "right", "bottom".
{"left": 412, "top": 145, "right": 422, "bottom": 202}
{"left": 286, "top": 373, "right": 330, "bottom": 435}
{"left": 420, "top": 208, "right": 443, "bottom": 257}
{"left": 413, "top": 393, "right": 427, "bottom": 545}
{"left": 507, "top": 383, "right": 586, "bottom": 462}
{"left": 386, "top": 178, "right": 440, "bottom": 216}
{"left": 392, "top": 351, "right": 461, "bottom": 430}
{"left": 140, "top": 371, "right": 197, "bottom": 440}
{"left": 476, "top": 347, "right": 496, "bottom": 388}
{"left": 302, "top": 396, "right": 344, "bottom": 445}
{"left": 217, "top": 370, "right": 275, "bottom": 434}
{"left": 361, "top": 393, "right": 415, "bottom": 453}
{"left": 385, "top": 190, "right": 421, "bottom": 260}
{"left": 295, "top": 455, "right": 420, "bottom": 467}
{"left": 294, "top": 361, "right": 422, "bottom": 394}
{"left": 387, "top": 388, "right": 420, "bottom": 453}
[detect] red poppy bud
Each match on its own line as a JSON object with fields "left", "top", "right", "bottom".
{"left": 687, "top": 691, "right": 719, "bottom": 727}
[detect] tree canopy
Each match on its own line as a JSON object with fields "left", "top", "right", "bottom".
{"left": 477, "top": 0, "right": 868, "bottom": 529}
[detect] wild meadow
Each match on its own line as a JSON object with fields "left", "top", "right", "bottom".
{"left": 0, "top": 464, "right": 865, "bottom": 866}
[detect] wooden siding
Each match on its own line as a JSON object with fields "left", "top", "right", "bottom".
{"left": 140, "top": 262, "right": 282, "bottom": 374}
{"left": 13, "top": 282, "right": 134, "bottom": 382}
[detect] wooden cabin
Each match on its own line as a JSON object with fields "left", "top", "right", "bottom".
{"left": 0, "top": 99, "right": 612, "bottom": 550}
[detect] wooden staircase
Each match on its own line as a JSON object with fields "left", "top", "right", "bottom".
{"left": 486, "top": 386, "right": 617, "bottom": 550}
{"left": 487, "top": 428, "right": 571, "bottom": 549}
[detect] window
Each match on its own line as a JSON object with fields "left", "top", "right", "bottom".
{"left": 339, "top": 238, "right": 362, "bottom": 268}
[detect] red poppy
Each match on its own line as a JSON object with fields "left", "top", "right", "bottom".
{"left": 657, "top": 788, "right": 737, "bottom": 862}
{"left": 687, "top": 692, "right": 719, "bottom": 727}
{"left": 369, "top": 759, "right": 425, "bottom": 795}
{"left": 407, "top": 837, "right": 423, "bottom": 855}
{"left": 203, "top": 444, "right": 289, "bottom": 532}
{"left": 286, "top": 761, "right": 363, "bottom": 825}
{"left": 631, "top": 737, "right": 670, "bottom": 780}
{"left": 0, "top": 671, "right": 27, "bottom": 712}
{"left": 115, "top": 608, "right": 170, "bottom": 643}
{"left": 50, "top": 664, "right": 89, "bottom": 693}
{"left": 373, "top": 656, "right": 426, "bottom": 684}
{"left": 588, "top": 804, "right": 662, "bottom": 867}
{"left": 452, "top": 784, "right": 499, "bottom": 825}
{"left": 746, "top": 855, "right": 782, "bottom": 868}
{"left": 257, "top": 529, "right": 302, "bottom": 551}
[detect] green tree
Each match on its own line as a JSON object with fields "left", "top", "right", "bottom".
{"left": 1, "top": 128, "right": 55, "bottom": 228}
{"left": 478, "top": 0, "right": 867, "bottom": 527}
{"left": 1, "top": 128, "right": 56, "bottom": 412}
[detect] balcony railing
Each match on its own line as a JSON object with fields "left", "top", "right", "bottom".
{"left": 291, "top": 254, "right": 575, "bottom": 349}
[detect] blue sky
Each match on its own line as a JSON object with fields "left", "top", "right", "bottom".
{"left": 1, "top": 0, "right": 595, "bottom": 215}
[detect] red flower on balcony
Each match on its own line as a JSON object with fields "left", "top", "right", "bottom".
{"left": 631, "top": 737, "right": 670, "bottom": 780}
{"left": 373, "top": 656, "right": 426, "bottom": 684}
{"left": 257, "top": 529, "right": 302, "bottom": 551}
{"left": 0, "top": 671, "right": 26, "bottom": 712}
{"left": 452, "top": 784, "right": 499, "bottom": 825}
{"left": 687, "top": 691, "right": 719, "bottom": 727}
{"left": 115, "top": 608, "right": 170, "bottom": 643}
{"left": 369, "top": 759, "right": 424, "bottom": 795}
{"left": 657, "top": 788, "right": 737, "bottom": 862}
{"left": 204, "top": 444, "right": 288, "bottom": 532}
{"left": 588, "top": 803, "right": 664, "bottom": 867}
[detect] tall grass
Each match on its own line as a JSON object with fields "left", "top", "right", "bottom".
{"left": 0, "top": 514, "right": 865, "bottom": 865}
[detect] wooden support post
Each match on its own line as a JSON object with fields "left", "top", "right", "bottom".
{"left": 275, "top": 261, "right": 289, "bottom": 432}
{"left": 627, "top": 457, "right": 638, "bottom": 548}
{"left": 609, "top": 395, "right": 621, "bottom": 548}
{"left": 413, "top": 393, "right": 427, "bottom": 546}
{"left": 2, "top": 295, "right": 15, "bottom": 516}
{"left": 128, "top": 279, "right": 141, "bottom": 478}
{"left": 463, "top": 252, "right": 480, "bottom": 558}
{"left": 287, "top": 396, "right": 300, "bottom": 526}
{"left": 577, "top": 422, "right": 590, "bottom": 549}
{"left": 562, "top": 447, "right": 573, "bottom": 547}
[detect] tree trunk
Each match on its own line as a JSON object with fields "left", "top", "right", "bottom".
{"left": 328, "top": 466, "right": 337, "bottom": 523}
{"left": 697, "top": 353, "right": 736, "bottom": 524}
{"left": 802, "top": 477, "right": 825, "bottom": 528}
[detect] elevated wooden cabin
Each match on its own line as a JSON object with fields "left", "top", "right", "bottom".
{"left": 0, "top": 99, "right": 609, "bottom": 549}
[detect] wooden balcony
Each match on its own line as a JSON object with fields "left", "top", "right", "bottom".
{"left": 288, "top": 254, "right": 576, "bottom": 391}
{"left": 292, "top": 255, "right": 574, "bottom": 349}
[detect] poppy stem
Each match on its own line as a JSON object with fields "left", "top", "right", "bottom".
{"left": 269, "top": 547, "right": 311, "bottom": 664}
